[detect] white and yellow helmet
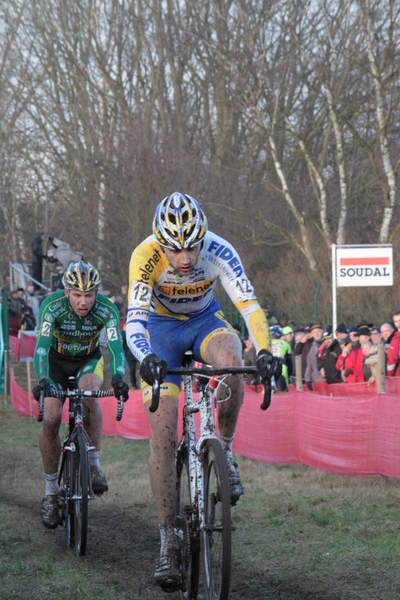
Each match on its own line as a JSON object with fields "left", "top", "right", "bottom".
{"left": 152, "top": 192, "right": 208, "bottom": 250}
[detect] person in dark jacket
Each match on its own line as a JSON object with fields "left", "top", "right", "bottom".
{"left": 7, "top": 287, "right": 35, "bottom": 333}
{"left": 31, "top": 231, "right": 45, "bottom": 290}
{"left": 294, "top": 325, "right": 313, "bottom": 383}
{"left": 317, "top": 328, "right": 342, "bottom": 384}
{"left": 8, "top": 289, "right": 27, "bottom": 336}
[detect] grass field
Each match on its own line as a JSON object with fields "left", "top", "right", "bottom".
{"left": 1, "top": 400, "right": 400, "bottom": 600}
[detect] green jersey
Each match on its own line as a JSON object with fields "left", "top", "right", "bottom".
{"left": 271, "top": 338, "right": 292, "bottom": 385}
{"left": 34, "top": 290, "right": 126, "bottom": 380}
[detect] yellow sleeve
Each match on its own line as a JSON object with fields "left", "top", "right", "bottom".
{"left": 233, "top": 300, "right": 271, "bottom": 353}
{"left": 128, "top": 237, "right": 165, "bottom": 307}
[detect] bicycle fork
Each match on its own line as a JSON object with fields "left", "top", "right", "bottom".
{"left": 60, "top": 432, "right": 95, "bottom": 501}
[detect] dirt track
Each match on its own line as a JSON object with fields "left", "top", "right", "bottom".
{"left": 2, "top": 358, "right": 335, "bottom": 599}
{"left": 0, "top": 424, "right": 323, "bottom": 600}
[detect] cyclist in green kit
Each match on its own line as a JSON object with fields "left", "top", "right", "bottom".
{"left": 33, "top": 260, "right": 129, "bottom": 529}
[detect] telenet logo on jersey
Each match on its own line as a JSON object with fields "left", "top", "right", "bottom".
{"left": 336, "top": 247, "right": 393, "bottom": 287}
{"left": 159, "top": 281, "right": 213, "bottom": 296}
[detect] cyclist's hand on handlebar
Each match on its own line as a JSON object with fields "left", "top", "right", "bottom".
{"left": 111, "top": 374, "right": 130, "bottom": 401}
{"left": 256, "top": 349, "right": 282, "bottom": 382}
{"left": 32, "top": 377, "right": 53, "bottom": 401}
{"left": 139, "top": 353, "right": 168, "bottom": 386}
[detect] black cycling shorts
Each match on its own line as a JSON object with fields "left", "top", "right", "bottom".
{"left": 48, "top": 346, "right": 104, "bottom": 396}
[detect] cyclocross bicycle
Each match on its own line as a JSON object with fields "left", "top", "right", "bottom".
{"left": 37, "top": 377, "right": 125, "bottom": 556}
{"left": 151, "top": 354, "right": 272, "bottom": 600}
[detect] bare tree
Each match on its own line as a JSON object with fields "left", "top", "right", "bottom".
{"left": 2, "top": 0, "right": 400, "bottom": 309}
{"left": 359, "top": 0, "right": 400, "bottom": 243}
{"left": 0, "top": 1, "right": 37, "bottom": 265}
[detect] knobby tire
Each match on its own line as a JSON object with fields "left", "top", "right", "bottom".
{"left": 176, "top": 445, "right": 200, "bottom": 600}
{"left": 60, "top": 448, "right": 74, "bottom": 549}
{"left": 201, "top": 439, "right": 231, "bottom": 600}
{"left": 73, "top": 432, "right": 89, "bottom": 556}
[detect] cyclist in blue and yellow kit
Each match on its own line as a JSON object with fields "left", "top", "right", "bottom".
{"left": 126, "top": 192, "right": 280, "bottom": 592}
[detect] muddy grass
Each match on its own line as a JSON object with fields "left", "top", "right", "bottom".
{"left": 2, "top": 358, "right": 400, "bottom": 599}
{"left": 0, "top": 404, "right": 319, "bottom": 600}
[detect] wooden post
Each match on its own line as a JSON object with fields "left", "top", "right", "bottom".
{"left": 377, "top": 342, "right": 386, "bottom": 394}
{"left": 295, "top": 355, "right": 303, "bottom": 391}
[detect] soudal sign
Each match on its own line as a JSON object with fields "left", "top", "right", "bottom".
{"left": 336, "top": 246, "right": 393, "bottom": 287}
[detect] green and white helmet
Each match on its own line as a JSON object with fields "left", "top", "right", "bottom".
{"left": 62, "top": 260, "right": 101, "bottom": 292}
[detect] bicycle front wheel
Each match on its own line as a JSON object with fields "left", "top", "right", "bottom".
{"left": 176, "top": 445, "right": 200, "bottom": 599}
{"left": 201, "top": 439, "right": 231, "bottom": 600}
{"left": 72, "top": 432, "right": 89, "bottom": 556}
{"left": 58, "top": 439, "right": 75, "bottom": 548}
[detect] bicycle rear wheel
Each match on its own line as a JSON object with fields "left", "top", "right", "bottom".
{"left": 201, "top": 439, "right": 231, "bottom": 600}
{"left": 72, "top": 432, "right": 89, "bottom": 556}
{"left": 176, "top": 445, "right": 200, "bottom": 599}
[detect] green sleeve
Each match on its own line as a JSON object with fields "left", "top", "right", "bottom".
{"left": 33, "top": 296, "right": 55, "bottom": 380}
{"left": 99, "top": 299, "right": 127, "bottom": 378}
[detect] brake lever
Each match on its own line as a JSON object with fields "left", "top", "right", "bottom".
{"left": 260, "top": 376, "right": 275, "bottom": 410}
{"left": 149, "top": 365, "right": 161, "bottom": 413}
{"left": 37, "top": 390, "right": 45, "bottom": 422}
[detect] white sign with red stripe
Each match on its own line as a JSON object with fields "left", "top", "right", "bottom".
{"left": 336, "top": 246, "right": 393, "bottom": 287}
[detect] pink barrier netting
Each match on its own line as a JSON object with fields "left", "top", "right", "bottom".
{"left": 9, "top": 373, "right": 400, "bottom": 477}
{"left": 10, "top": 332, "right": 36, "bottom": 360}
{"left": 10, "top": 376, "right": 152, "bottom": 440}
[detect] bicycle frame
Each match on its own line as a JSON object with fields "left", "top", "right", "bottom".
{"left": 165, "top": 363, "right": 273, "bottom": 529}
{"left": 37, "top": 381, "right": 125, "bottom": 556}
{"left": 152, "top": 361, "right": 273, "bottom": 599}
{"left": 59, "top": 394, "right": 95, "bottom": 498}
{"left": 178, "top": 372, "right": 217, "bottom": 533}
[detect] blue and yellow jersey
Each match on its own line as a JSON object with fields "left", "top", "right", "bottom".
{"left": 33, "top": 290, "right": 126, "bottom": 380}
{"left": 126, "top": 231, "right": 271, "bottom": 361}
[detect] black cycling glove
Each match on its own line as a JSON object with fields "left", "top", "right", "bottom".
{"left": 111, "top": 374, "right": 130, "bottom": 401}
{"left": 139, "top": 353, "right": 168, "bottom": 386}
{"left": 32, "top": 377, "right": 53, "bottom": 401}
{"left": 256, "top": 349, "right": 282, "bottom": 382}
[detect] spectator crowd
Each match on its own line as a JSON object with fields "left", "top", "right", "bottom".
{"left": 261, "top": 316, "right": 400, "bottom": 390}
{"left": 6, "top": 281, "right": 399, "bottom": 391}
